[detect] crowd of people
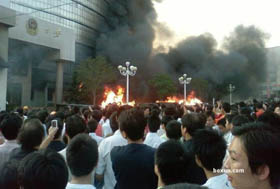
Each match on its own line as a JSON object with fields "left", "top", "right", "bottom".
{"left": 0, "top": 99, "right": 280, "bottom": 189}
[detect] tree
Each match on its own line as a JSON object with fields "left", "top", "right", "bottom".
{"left": 149, "top": 74, "right": 177, "bottom": 100}
{"left": 76, "top": 56, "right": 117, "bottom": 105}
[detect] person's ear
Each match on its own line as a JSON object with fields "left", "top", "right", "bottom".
{"left": 195, "top": 155, "right": 203, "bottom": 168}
{"left": 120, "top": 130, "right": 127, "bottom": 139}
{"left": 256, "top": 165, "right": 270, "bottom": 181}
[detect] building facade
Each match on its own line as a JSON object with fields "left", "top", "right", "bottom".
{"left": 0, "top": 0, "right": 110, "bottom": 109}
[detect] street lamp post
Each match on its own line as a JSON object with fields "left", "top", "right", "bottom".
{"left": 179, "top": 74, "right": 192, "bottom": 102}
{"left": 228, "top": 84, "right": 235, "bottom": 105}
{"left": 118, "top": 61, "right": 137, "bottom": 104}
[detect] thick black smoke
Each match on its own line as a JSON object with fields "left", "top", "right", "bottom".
{"left": 96, "top": 1, "right": 268, "bottom": 101}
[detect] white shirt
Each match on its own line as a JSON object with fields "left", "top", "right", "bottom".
{"left": 0, "top": 140, "right": 19, "bottom": 166}
{"left": 224, "top": 132, "right": 234, "bottom": 146}
{"left": 95, "top": 130, "right": 127, "bottom": 189}
{"left": 89, "top": 133, "right": 104, "bottom": 146}
{"left": 144, "top": 132, "right": 164, "bottom": 148}
{"left": 102, "top": 119, "right": 113, "bottom": 137}
{"left": 66, "top": 183, "right": 96, "bottom": 189}
{"left": 203, "top": 174, "right": 233, "bottom": 189}
{"left": 160, "top": 133, "right": 168, "bottom": 142}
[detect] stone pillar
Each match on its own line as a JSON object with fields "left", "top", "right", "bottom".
{"left": 55, "top": 61, "right": 64, "bottom": 104}
{"left": 21, "top": 62, "right": 32, "bottom": 106}
{"left": 0, "top": 25, "right": 9, "bottom": 111}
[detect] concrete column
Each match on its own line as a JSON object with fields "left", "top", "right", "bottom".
{"left": 21, "top": 62, "right": 32, "bottom": 106}
{"left": 55, "top": 61, "right": 64, "bottom": 104}
{"left": 0, "top": 25, "right": 8, "bottom": 111}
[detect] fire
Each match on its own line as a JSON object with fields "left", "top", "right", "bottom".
{"left": 156, "top": 91, "right": 202, "bottom": 106}
{"left": 101, "top": 86, "right": 135, "bottom": 108}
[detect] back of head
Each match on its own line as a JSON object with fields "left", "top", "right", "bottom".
{"left": 0, "top": 113, "right": 22, "bottom": 140}
{"left": 166, "top": 120, "right": 182, "bottom": 140}
{"left": 232, "top": 122, "right": 280, "bottom": 188}
{"left": 193, "top": 129, "right": 227, "bottom": 171}
{"left": 222, "top": 102, "right": 231, "bottom": 113}
{"left": 161, "top": 115, "right": 175, "bottom": 127}
{"left": 155, "top": 140, "right": 188, "bottom": 185}
{"left": 18, "top": 149, "right": 68, "bottom": 189}
{"left": 148, "top": 109, "right": 161, "bottom": 132}
{"left": 66, "top": 134, "right": 98, "bottom": 177}
{"left": 36, "top": 110, "right": 49, "bottom": 124}
{"left": 119, "top": 108, "right": 147, "bottom": 141}
{"left": 18, "top": 119, "right": 44, "bottom": 150}
{"left": 91, "top": 110, "right": 102, "bottom": 122}
{"left": 164, "top": 106, "right": 177, "bottom": 117}
{"left": 217, "top": 118, "right": 226, "bottom": 128}
{"left": 163, "top": 183, "right": 208, "bottom": 189}
{"left": 256, "top": 103, "right": 263, "bottom": 110}
{"left": 87, "top": 119, "right": 98, "bottom": 133}
{"left": 181, "top": 113, "right": 205, "bottom": 136}
{"left": 257, "top": 111, "right": 280, "bottom": 132}
{"left": 109, "top": 111, "right": 119, "bottom": 133}
{"left": 65, "top": 115, "right": 86, "bottom": 139}
{"left": 232, "top": 115, "right": 250, "bottom": 128}
{"left": 0, "top": 160, "right": 19, "bottom": 189}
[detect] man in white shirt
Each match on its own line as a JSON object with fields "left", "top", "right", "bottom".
{"left": 144, "top": 109, "right": 164, "bottom": 148}
{"left": 192, "top": 129, "right": 233, "bottom": 189}
{"left": 66, "top": 134, "right": 98, "bottom": 189}
{"left": 0, "top": 113, "right": 22, "bottom": 166}
{"left": 88, "top": 119, "right": 103, "bottom": 146}
{"left": 95, "top": 129, "right": 127, "bottom": 189}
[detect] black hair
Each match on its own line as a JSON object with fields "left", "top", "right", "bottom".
{"left": 155, "top": 140, "right": 188, "bottom": 185}
{"left": 166, "top": 120, "right": 182, "bottom": 140}
{"left": 181, "top": 113, "right": 205, "bottom": 136}
{"left": 46, "top": 118, "right": 63, "bottom": 140}
{"left": 222, "top": 102, "right": 231, "bottom": 113}
{"left": 161, "top": 115, "right": 175, "bottom": 127}
{"left": 232, "top": 122, "right": 280, "bottom": 188}
{"left": 105, "top": 105, "right": 118, "bottom": 120}
{"left": 164, "top": 183, "right": 208, "bottom": 189}
{"left": 193, "top": 129, "right": 227, "bottom": 171}
{"left": 225, "top": 114, "right": 237, "bottom": 124}
{"left": 65, "top": 115, "right": 87, "bottom": 139}
{"left": 18, "top": 119, "right": 44, "bottom": 150}
{"left": 16, "top": 107, "right": 24, "bottom": 117}
{"left": 205, "top": 111, "right": 215, "bottom": 120}
{"left": 0, "top": 160, "right": 20, "bottom": 189}
{"left": 90, "top": 110, "right": 103, "bottom": 122}
{"left": 232, "top": 115, "right": 250, "bottom": 128}
{"left": 148, "top": 109, "right": 161, "bottom": 132}
{"left": 119, "top": 108, "right": 147, "bottom": 141}
{"left": 88, "top": 119, "right": 98, "bottom": 133}
{"left": 0, "top": 113, "right": 22, "bottom": 140}
{"left": 109, "top": 111, "right": 119, "bottom": 133}
{"left": 217, "top": 118, "right": 226, "bottom": 128}
{"left": 257, "top": 111, "right": 280, "bottom": 131}
{"left": 66, "top": 134, "right": 98, "bottom": 177}
{"left": 164, "top": 106, "right": 177, "bottom": 117}
{"left": 256, "top": 103, "right": 263, "bottom": 109}
{"left": 36, "top": 110, "right": 49, "bottom": 124}
{"left": 18, "top": 148, "right": 68, "bottom": 189}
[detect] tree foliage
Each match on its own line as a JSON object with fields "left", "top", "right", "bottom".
{"left": 149, "top": 74, "right": 177, "bottom": 100}
{"left": 76, "top": 56, "right": 117, "bottom": 104}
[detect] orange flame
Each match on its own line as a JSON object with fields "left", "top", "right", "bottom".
{"left": 156, "top": 91, "right": 202, "bottom": 106}
{"left": 101, "top": 86, "right": 135, "bottom": 108}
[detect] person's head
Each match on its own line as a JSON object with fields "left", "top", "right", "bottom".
{"left": 119, "top": 108, "right": 147, "bottom": 141}
{"left": 148, "top": 109, "right": 161, "bottom": 133}
{"left": 0, "top": 160, "right": 20, "bottom": 189}
{"left": 224, "top": 122, "right": 280, "bottom": 189}
{"left": 87, "top": 118, "right": 98, "bottom": 133}
{"left": 18, "top": 119, "right": 45, "bottom": 150}
{"left": 18, "top": 149, "right": 68, "bottom": 189}
{"left": 232, "top": 115, "right": 250, "bottom": 128}
{"left": 181, "top": 113, "right": 205, "bottom": 138}
{"left": 65, "top": 115, "right": 87, "bottom": 140}
{"left": 0, "top": 113, "right": 22, "bottom": 140}
{"left": 193, "top": 129, "right": 227, "bottom": 172}
{"left": 257, "top": 111, "right": 280, "bottom": 132}
{"left": 164, "top": 106, "right": 177, "bottom": 117}
{"left": 46, "top": 118, "right": 63, "bottom": 140}
{"left": 90, "top": 110, "right": 103, "bottom": 122}
{"left": 256, "top": 103, "right": 264, "bottom": 111}
{"left": 36, "top": 110, "right": 49, "bottom": 124}
{"left": 225, "top": 114, "right": 237, "bottom": 131}
{"left": 161, "top": 115, "right": 175, "bottom": 130}
{"left": 222, "top": 102, "right": 231, "bottom": 114}
{"left": 155, "top": 140, "right": 188, "bottom": 186}
{"left": 166, "top": 120, "right": 182, "bottom": 140}
{"left": 205, "top": 111, "right": 215, "bottom": 127}
{"left": 66, "top": 134, "right": 98, "bottom": 177}
{"left": 109, "top": 111, "right": 119, "bottom": 133}
{"left": 217, "top": 118, "right": 228, "bottom": 134}
{"left": 274, "top": 106, "right": 280, "bottom": 115}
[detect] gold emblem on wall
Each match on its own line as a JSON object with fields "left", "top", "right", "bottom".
{"left": 26, "top": 18, "right": 38, "bottom": 36}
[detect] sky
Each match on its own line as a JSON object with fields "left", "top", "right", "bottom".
{"left": 154, "top": 0, "right": 280, "bottom": 48}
